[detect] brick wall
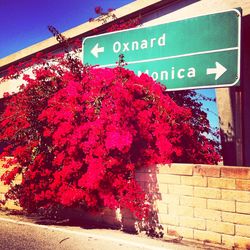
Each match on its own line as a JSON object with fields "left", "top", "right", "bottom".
{"left": 135, "top": 164, "right": 250, "bottom": 249}
{"left": 1, "top": 163, "right": 250, "bottom": 248}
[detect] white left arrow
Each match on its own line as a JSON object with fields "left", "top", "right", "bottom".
{"left": 91, "top": 43, "right": 104, "bottom": 58}
{"left": 206, "top": 62, "right": 227, "bottom": 80}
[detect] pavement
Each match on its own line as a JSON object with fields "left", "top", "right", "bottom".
{"left": 0, "top": 209, "right": 219, "bottom": 250}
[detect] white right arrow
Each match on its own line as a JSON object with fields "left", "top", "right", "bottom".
{"left": 206, "top": 62, "right": 227, "bottom": 80}
{"left": 91, "top": 43, "right": 104, "bottom": 58}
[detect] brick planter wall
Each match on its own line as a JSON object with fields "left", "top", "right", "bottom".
{"left": 1, "top": 162, "right": 250, "bottom": 248}
{"left": 135, "top": 164, "right": 250, "bottom": 249}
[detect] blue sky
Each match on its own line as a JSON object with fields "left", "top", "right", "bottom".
{"left": 196, "top": 89, "right": 219, "bottom": 130}
{"left": 0, "top": 0, "right": 133, "bottom": 58}
{"left": 0, "top": 0, "right": 219, "bottom": 128}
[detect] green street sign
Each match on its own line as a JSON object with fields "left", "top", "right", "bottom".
{"left": 83, "top": 9, "right": 241, "bottom": 91}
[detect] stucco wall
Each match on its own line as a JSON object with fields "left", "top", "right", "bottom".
{"left": 0, "top": 159, "right": 21, "bottom": 210}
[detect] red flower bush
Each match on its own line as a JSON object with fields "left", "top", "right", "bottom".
{"left": 0, "top": 8, "right": 220, "bottom": 219}
{"left": 0, "top": 50, "right": 220, "bottom": 218}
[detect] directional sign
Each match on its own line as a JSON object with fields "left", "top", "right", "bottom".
{"left": 83, "top": 9, "right": 241, "bottom": 91}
